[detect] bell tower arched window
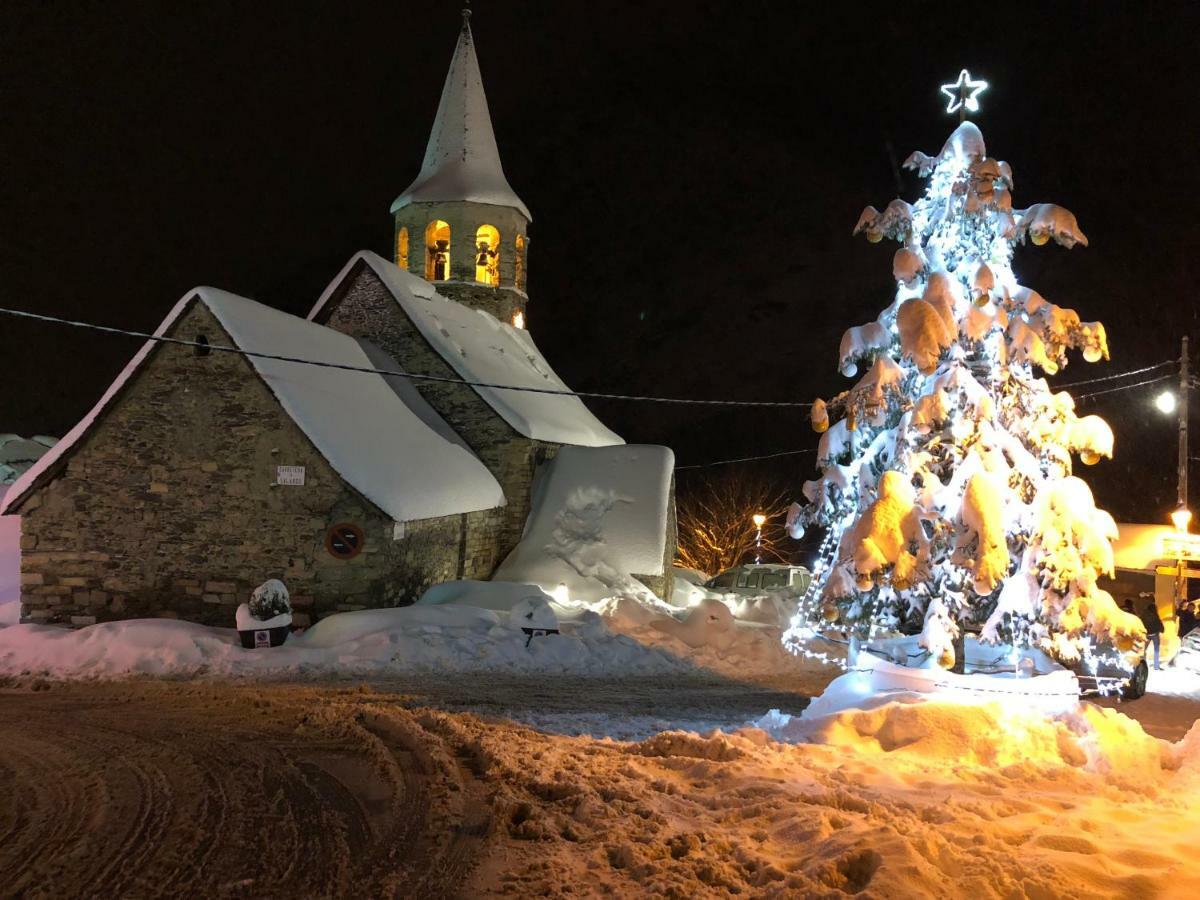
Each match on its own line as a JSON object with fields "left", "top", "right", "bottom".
{"left": 425, "top": 220, "right": 451, "bottom": 281}
{"left": 396, "top": 227, "right": 409, "bottom": 271}
{"left": 475, "top": 225, "right": 500, "bottom": 285}
{"left": 514, "top": 234, "right": 527, "bottom": 293}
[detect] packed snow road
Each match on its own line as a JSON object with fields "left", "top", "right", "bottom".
{"left": 358, "top": 671, "right": 821, "bottom": 740}
{"left": 3, "top": 679, "right": 1198, "bottom": 899}
{"left": 0, "top": 682, "right": 494, "bottom": 899}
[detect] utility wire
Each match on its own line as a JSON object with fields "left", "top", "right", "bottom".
{"left": 675, "top": 448, "right": 816, "bottom": 470}
{"left": 0, "top": 305, "right": 1178, "bottom": 411}
{"left": 0, "top": 306, "right": 812, "bottom": 409}
{"left": 1051, "top": 359, "right": 1175, "bottom": 390}
{"left": 681, "top": 373, "right": 1176, "bottom": 469}
{"left": 1074, "top": 373, "right": 1175, "bottom": 401}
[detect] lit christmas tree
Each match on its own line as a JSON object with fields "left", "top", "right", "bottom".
{"left": 786, "top": 72, "right": 1144, "bottom": 670}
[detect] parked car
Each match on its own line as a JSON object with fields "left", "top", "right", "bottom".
{"left": 706, "top": 564, "right": 811, "bottom": 595}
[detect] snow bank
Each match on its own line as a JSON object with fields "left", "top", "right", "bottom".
{"left": 417, "top": 579, "right": 554, "bottom": 611}
{"left": 758, "top": 693, "right": 1178, "bottom": 779}
{"left": 494, "top": 445, "right": 675, "bottom": 603}
{"left": 0, "top": 604, "right": 704, "bottom": 680}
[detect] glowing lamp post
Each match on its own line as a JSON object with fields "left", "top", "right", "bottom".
{"left": 752, "top": 513, "right": 767, "bottom": 564}
{"left": 1171, "top": 508, "right": 1192, "bottom": 533}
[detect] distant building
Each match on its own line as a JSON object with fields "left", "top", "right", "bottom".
{"left": 0, "top": 15, "right": 674, "bottom": 627}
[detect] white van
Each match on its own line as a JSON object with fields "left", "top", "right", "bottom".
{"left": 706, "top": 564, "right": 811, "bottom": 595}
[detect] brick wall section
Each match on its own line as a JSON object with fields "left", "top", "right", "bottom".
{"left": 320, "top": 265, "right": 558, "bottom": 562}
{"left": 15, "top": 301, "right": 501, "bottom": 627}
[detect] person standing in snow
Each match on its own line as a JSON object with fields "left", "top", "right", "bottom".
{"left": 1138, "top": 600, "right": 1164, "bottom": 670}
{"left": 1176, "top": 599, "right": 1196, "bottom": 639}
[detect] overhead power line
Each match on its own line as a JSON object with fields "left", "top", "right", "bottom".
{"left": 0, "top": 306, "right": 811, "bottom": 409}
{"left": 675, "top": 448, "right": 817, "bottom": 470}
{"left": 0, "top": 305, "right": 1178, "bottom": 412}
{"left": 1074, "top": 373, "right": 1175, "bottom": 401}
{"left": 1051, "top": 359, "right": 1175, "bottom": 390}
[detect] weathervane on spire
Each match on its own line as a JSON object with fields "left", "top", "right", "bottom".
{"left": 940, "top": 69, "right": 988, "bottom": 123}
{"left": 462, "top": 1, "right": 471, "bottom": 29}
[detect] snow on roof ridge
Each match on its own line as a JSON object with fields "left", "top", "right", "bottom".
{"left": 310, "top": 251, "right": 623, "bottom": 448}
{"left": 2, "top": 287, "right": 505, "bottom": 521}
{"left": 389, "top": 20, "right": 531, "bottom": 220}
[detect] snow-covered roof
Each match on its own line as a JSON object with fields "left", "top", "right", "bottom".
{"left": 311, "top": 251, "right": 623, "bottom": 448}
{"left": 1, "top": 289, "right": 505, "bottom": 521}
{"left": 1109, "top": 523, "right": 1181, "bottom": 571}
{"left": 493, "top": 445, "right": 675, "bottom": 602}
{"left": 390, "top": 19, "right": 530, "bottom": 221}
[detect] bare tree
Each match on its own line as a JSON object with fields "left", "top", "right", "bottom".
{"left": 675, "top": 472, "right": 792, "bottom": 577}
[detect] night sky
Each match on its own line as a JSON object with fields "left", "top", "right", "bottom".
{"left": 2, "top": 1, "right": 1198, "bottom": 524}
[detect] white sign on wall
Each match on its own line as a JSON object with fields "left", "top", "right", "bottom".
{"left": 276, "top": 465, "right": 306, "bottom": 486}
{"left": 1162, "top": 533, "right": 1200, "bottom": 562}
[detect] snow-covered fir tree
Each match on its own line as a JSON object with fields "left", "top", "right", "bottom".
{"left": 786, "top": 115, "right": 1145, "bottom": 670}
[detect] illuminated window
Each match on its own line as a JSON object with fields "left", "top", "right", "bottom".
{"left": 514, "top": 234, "right": 527, "bottom": 292}
{"left": 475, "top": 224, "right": 500, "bottom": 285}
{"left": 325, "top": 523, "right": 365, "bottom": 560}
{"left": 425, "top": 220, "right": 450, "bottom": 281}
{"left": 396, "top": 226, "right": 409, "bottom": 270}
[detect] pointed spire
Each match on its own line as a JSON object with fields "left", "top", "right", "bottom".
{"left": 390, "top": 12, "right": 530, "bottom": 220}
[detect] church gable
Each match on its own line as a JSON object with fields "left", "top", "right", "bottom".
{"left": 8, "top": 298, "right": 508, "bottom": 626}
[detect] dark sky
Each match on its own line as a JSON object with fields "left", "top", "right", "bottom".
{"left": 2, "top": 1, "right": 1198, "bottom": 523}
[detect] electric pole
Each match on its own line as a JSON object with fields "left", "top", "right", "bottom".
{"left": 1180, "top": 335, "right": 1189, "bottom": 512}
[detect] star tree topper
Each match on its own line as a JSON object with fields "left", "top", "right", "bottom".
{"left": 940, "top": 68, "right": 988, "bottom": 121}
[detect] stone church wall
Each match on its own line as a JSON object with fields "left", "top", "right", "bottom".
{"left": 15, "top": 302, "right": 502, "bottom": 627}
{"left": 320, "top": 266, "right": 558, "bottom": 565}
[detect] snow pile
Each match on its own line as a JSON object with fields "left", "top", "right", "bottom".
{"left": 494, "top": 445, "right": 675, "bottom": 604}
{"left": 758, "top": 694, "right": 1181, "bottom": 782}
{"left": 412, "top": 686, "right": 1200, "bottom": 898}
{"left": 0, "top": 604, "right": 702, "bottom": 679}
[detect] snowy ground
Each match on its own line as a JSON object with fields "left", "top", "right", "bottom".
{"left": 2, "top": 680, "right": 1197, "bottom": 899}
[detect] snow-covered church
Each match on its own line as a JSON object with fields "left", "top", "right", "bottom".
{"left": 2, "top": 14, "right": 676, "bottom": 627}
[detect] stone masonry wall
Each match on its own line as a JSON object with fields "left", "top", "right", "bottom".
{"left": 15, "top": 301, "right": 501, "bottom": 627}
{"left": 632, "top": 474, "right": 677, "bottom": 603}
{"left": 320, "top": 266, "right": 557, "bottom": 563}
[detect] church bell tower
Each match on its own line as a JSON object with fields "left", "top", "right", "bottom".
{"left": 390, "top": 9, "right": 531, "bottom": 326}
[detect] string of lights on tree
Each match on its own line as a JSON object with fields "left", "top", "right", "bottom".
{"left": 783, "top": 71, "right": 1146, "bottom": 680}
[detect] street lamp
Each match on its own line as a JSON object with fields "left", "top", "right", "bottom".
{"left": 752, "top": 513, "right": 767, "bottom": 564}
{"left": 1156, "top": 391, "right": 1177, "bottom": 415}
{"left": 1172, "top": 507, "right": 1192, "bottom": 533}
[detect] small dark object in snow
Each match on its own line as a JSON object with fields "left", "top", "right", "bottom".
{"left": 238, "top": 624, "right": 290, "bottom": 649}
{"left": 522, "top": 626, "right": 560, "bottom": 647}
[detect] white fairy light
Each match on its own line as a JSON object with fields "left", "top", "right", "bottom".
{"left": 940, "top": 69, "right": 988, "bottom": 115}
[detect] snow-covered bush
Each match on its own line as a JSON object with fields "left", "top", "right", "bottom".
{"left": 788, "top": 120, "right": 1143, "bottom": 667}
{"left": 248, "top": 579, "right": 291, "bottom": 621}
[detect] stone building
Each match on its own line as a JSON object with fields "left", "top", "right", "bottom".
{"left": 311, "top": 250, "right": 621, "bottom": 557}
{"left": 2, "top": 289, "right": 507, "bottom": 626}
{"left": 0, "top": 12, "right": 675, "bottom": 625}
